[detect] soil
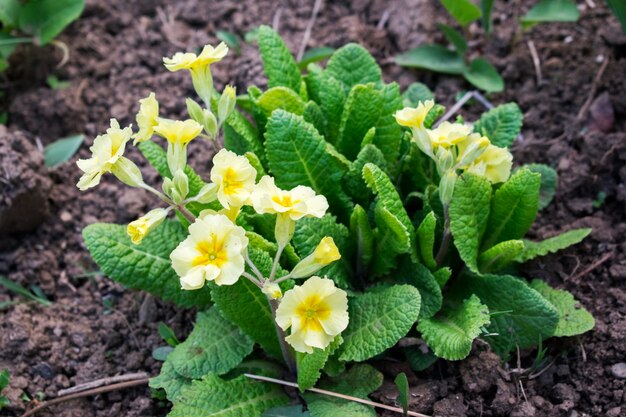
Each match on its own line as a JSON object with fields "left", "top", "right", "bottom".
{"left": 1, "top": 0, "right": 625, "bottom": 416}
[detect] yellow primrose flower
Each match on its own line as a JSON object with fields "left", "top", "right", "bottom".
{"left": 276, "top": 276, "right": 349, "bottom": 354}
{"left": 455, "top": 133, "right": 491, "bottom": 168}
{"left": 210, "top": 149, "right": 257, "bottom": 209}
{"left": 163, "top": 42, "right": 229, "bottom": 72}
{"left": 466, "top": 145, "right": 513, "bottom": 184}
{"left": 394, "top": 100, "right": 434, "bottom": 129}
{"left": 153, "top": 119, "right": 203, "bottom": 146}
{"left": 127, "top": 208, "right": 168, "bottom": 245}
{"left": 170, "top": 213, "right": 249, "bottom": 290}
{"left": 428, "top": 121, "right": 473, "bottom": 149}
{"left": 291, "top": 237, "right": 341, "bottom": 279}
{"left": 251, "top": 176, "right": 329, "bottom": 246}
{"left": 262, "top": 282, "right": 283, "bottom": 300}
{"left": 76, "top": 119, "right": 134, "bottom": 191}
{"left": 133, "top": 93, "right": 159, "bottom": 145}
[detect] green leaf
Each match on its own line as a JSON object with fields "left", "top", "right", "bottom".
{"left": 404, "top": 347, "right": 438, "bottom": 371}
{"left": 336, "top": 84, "right": 383, "bottom": 160}
{"left": 397, "top": 257, "right": 442, "bottom": 319}
{"left": 522, "top": 163, "right": 557, "bottom": 210}
{"left": 515, "top": 228, "right": 591, "bottom": 263}
{"left": 149, "top": 360, "right": 192, "bottom": 402}
{"left": 483, "top": 168, "right": 540, "bottom": 249}
{"left": 304, "top": 364, "right": 382, "bottom": 417}
{"left": 440, "top": 0, "right": 482, "bottom": 26}
{"left": 325, "top": 43, "right": 382, "bottom": 93}
{"left": 521, "top": 0, "right": 580, "bottom": 29}
{"left": 350, "top": 205, "right": 374, "bottom": 278}
{"left": 394, "top": 373, "right": 409, "bottom": 417}
{"left": 402, "top": 82, "right": 434, "bottom": 107}
{"left": 343, "top": 145, "right": 386, "bottom": 206}
{"left": 478, "top": 239, "right": 524, "bottom": 273}
{"left": 298, "top": 47, "right": 335, "bottom": 69}
{"left": 167, "top": 308, "right": 253, "bottom": 379}
{"left": 372, "top": 83, "right": 404, "bottom": 167}
{"left": 168, "top": 374, "right": 288, "bottom": 417}
{"left": 0, "top": 369, "right": 9, "bottom": 391}
{"left": 152, "top": 346, "right": 174, "bottom": 361}
{"left": 437, "top": 23, "right": 468, "bottom": 54}
{"left": 18, "top": 0, "right": 84, "bottom": 45}
{"left": 212, "top": 248, "right": 282, "bottom": 358}
{"left": 44, "top": 134, "right": 84, "bottom": 168}
{"left": 256, "top": 87, "right": 305, "bottom": 116}
{"left": 449, "top": 173, "right": 492, "bottom": 273}
{"left": 340, "top": 285, "right": 420, "bottom": 361}
{"left": 417, "top": 295, "right": 490, "bottom": 360}
{"left": 433, "top": 267, "right": 452, "bottom": 288}
{"left": 257, "top": 25, "right": 302, "bottom": 92}
{"left": 305, "top": 70, "right": 346, "bottom": 142}
{"left": 363, "top": 163, "right": 415, "bottom": 277}
{"left": 416, "top": 211, "right": 437, "bottom": 270}
{"left": 292, "top": 215, "right": 353, "bottom": 289}
{"left": 297, "top": 336, "right": 342, "bottom": 391}
{"left": 529, "top": 280, "right": 594, "bottom": 337}
{"left": 449, "top": 273, "right": 559, "bottom": 357}
{"left": 224, "top": 110, "right": 266, "bottom": 165}
{"left": 0, "top": 276, "right": 52, "bottom": 306}
{"left": 473, "top": 103, "right": 523, "bottom": 148}
{"left": 245, "top": 152, "right": 267, "bottom": 181}
{"left": 395, "top": 45, "right": 466, "bottom": 75}
{"left": 463, "top": 58, "right": 504, "bottom": 93}
{"left": 607, "top": 0, "right": 626, "bottom": 34}
{"left": 265, "top": 110, "right": 352, "bottom": 221}
{"left": 0, "top": 0, "right": 20, "bottom": 27}
{"left": 82, "top": 221, "right": 212, "bottom": 308}
{"left": 264, "top": 405, "right": 310, "bottom": 417}
{"left": 158, "top": 322, "right": 180, "bottom": 347}
{"left": 303, "top": 100, "right": 327, "bottom": 136}
{"left": 216, "top": 30, "right": 241, "bottom": 52}
{"left": 480, "top": 0, "right": 495, "bottom": 32}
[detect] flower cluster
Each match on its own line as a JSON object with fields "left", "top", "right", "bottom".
{"left": 76, "top": 42, "right": 349, "bottom": 355}
{"left": 395, "top": 100, "right": 513, "bottom": 205}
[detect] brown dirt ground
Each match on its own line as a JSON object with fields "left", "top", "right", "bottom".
{"left": 0, "top": 0, "right": 625, "bottom": 416}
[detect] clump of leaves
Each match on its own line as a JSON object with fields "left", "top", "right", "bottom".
{"left": 0, "top": 0, "right": 85, "bottom": 72}
{"left": 395, "top": 0, "right": 582, "bottom": 92}
{"left": 0, "top": 369, "right": 9, "bottom": 410}
{"left": 78, "top": 25, "right": 594, "bottom": 416}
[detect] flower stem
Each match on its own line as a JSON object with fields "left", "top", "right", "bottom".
{"left": 242, "top": 272, "right": 263, "bottom": 289}
{"left": 244, "top": 251, "right": 265, "bottom": 282}
{"left": 435, "top": 206, "right": 451, "bottom": 267}
{"left": 269, "top": 243, "right": 285, "bottom": 281}
{"left": 268, "top": 297, "right": 296, "bottom": 376}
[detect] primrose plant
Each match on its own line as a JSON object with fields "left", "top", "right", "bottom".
{"left": 79, "top": 26, "right": 595, "bottom": 416}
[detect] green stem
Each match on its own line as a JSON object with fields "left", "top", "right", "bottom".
{"left": 268, "top": 297, "right": 297, "bottom": 376}
{"left": 435, "top": 206, "right": 451, "bottom": 267}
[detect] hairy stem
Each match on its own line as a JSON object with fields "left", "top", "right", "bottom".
{"left": 269, "top": 243, "right": 285, "bottom": 281}
{"left": 268, "top": 297, "right": 297, "bottom": 376}
{"left": 435, "top": 206, "right": 451, "bottom": 267}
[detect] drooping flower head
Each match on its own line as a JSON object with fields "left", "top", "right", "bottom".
{"left": 394, "top": 100, "right": 434, "bottom": 129}
{"left": 133, "top": 92, "right": 159, "bottom": 145}
{"left": 210, "top": 149, "right": 257, "bottom": 209}
{"left": 163, "top": 43, "right": 228, "bottom": 72}
{"left": 127, "top": 208, "right": 168, "bottom": 245}
{"left": 76, "top": 119, "right": 134, "bottom": 190}
{"left": 170, "top": 213, "right": 249, "bottom": 289}
{"left": 466, "top": 144, "right": 513, "bottom": 184}
{"left": 275, "top": 276, "right": 349, "bottom": 353}
{"left": 291, "top": 237, "right": 341, "bottom": 279}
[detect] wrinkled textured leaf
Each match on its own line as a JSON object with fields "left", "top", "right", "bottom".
{"left": 340, "top": 285, "right": 420, "bottom": 361}
{"left": 256, "top": 87, "right": 305, "bottom": 116}
{"left": 397, "top": 256, "right": 442, "bottom": 319}
{"left": 473, "top": 103, "right": 523, "bottom": 148}
{"left": 325, "top": 43, "right": 382, "bottom": 93}
{"left": 83, "top": 221, "right": 212, "bottom": 308}
{"left": 19, "top": 0, "right": 84, "bottom": 45}
{"left": 523, "top": 163, "right": 558, "bottom": 210}
{"left": 297, "top": 336, "right": 342, "bottom": 391}
{"left": 372, "top": 83, "right": 404, "bottom": 167}
{"left": 305, "top": 70, "right": 346, "bottom": 142}
{"left": 224, "top": 110, "right": 266, "bottom": 165}
{"left": 418, "top": 295, "right": 490, "bottom": 360}
{"left": 257, "top": 25, "right": 302, "bottom": 91}
{"left": 515, "top": 228, "right": 592, "bottom": 263}
{"left": 416, "top": 211, "right": 437, "bottom": 270}
{"left": 478, "top": 239, "right": 525, "bottom": 273}
{"left": 298, "top": 46, "right": 335, "bottom": 69}
{"left": 343, "top": 145, "right": 386, "bottom": 206}
{"left": 337, "top": 84, "right": 383, "bottom": 160}
{"left": 150, "top": 360, "right": 192, "bottom": 402}
{"left": 350, "top": 205, "right": 373, "bottom": 278}
{"left": 402, "top": 82, "right": 434, "bottom": 107}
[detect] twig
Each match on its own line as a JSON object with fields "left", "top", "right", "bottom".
{"left": 297, "top": 0, "right": 323, "bottom": 62}
{"left": 577, "top": 57, "right": 609, "bottom": 120}
{"left": 526, "top": 40, "right": 543, "bottom": 86}
{"left": 272, "top": 7, "right": 283, "bottom": 32}
{"left": 51, "top": 40, "right": 70, "bottom": 69}
{"left": 244, "top": 373, "right": 431, "bottom": 417}
{"left": 435, "top": 91, "right": 474, "bottom": 127}
{"left": 376, "top": 9, "right": 391, "bottom": 30}
{"left": 20, "top": 377, "right": 150, "bottom": 417}
{"left": 471, "top": 91, "right": 494, "bottom": 110}
{"left": 57, "top": 372, "right": 149, "bottom": 396}
{"left": 568, "top": 251, "right": 613, "bottom": 282}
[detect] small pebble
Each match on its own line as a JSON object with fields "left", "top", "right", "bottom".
{"left": 611, "top": 363, "right": 626, "bottom": 379}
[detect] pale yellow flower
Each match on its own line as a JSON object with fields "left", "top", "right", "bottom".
{"left": 291, "top": 237, "right": 341, "bottom": 279}
{"left": 262, "top": 282, "right": 283, "bottom": 300}
{"left": 251, "top": 176, "right": 329, "bottom": 246}
{"left": 127, "top": 208, "right": 168, "bottom": 245}
{"left": 153, "top": 119, "right": 203, "bottom": 145}
{"left": 133, "top": 93, "right": 159, "bottom": 145}
{"left": 428, "top": 121, "right": 473, "bottom": 149}
{"left": 394, "top": 100, "right": 434, "bottom": 129}
{"left": 170, "top": 213, "right": 249, "bottom": 289}
{"left": 210, "top": 149, "right": 257, "bottom": 209}
{"left": 76, "top": 119, "right": 134, "bottom": 191}
{"left": 275, "top": 276, "right": 349, "bottom": 353}
{"left": 466, "top": 145, "right": 513, "bottom": 184}
{"left": 163, "top": 43, "right": 229, "bottom": 72}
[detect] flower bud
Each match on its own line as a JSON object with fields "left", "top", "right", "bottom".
{"left": 173, "top": 170, "right": 189, "bottom": 201}
{"left": 275, "top": 213, "right": 296, "bottom": 248}
{"left": 186, "top": 97, "right": 204, "bottom": 123}
{"left": 127, "top": 208, "right": 168, "bottom": 245}
{"left": 202, "top": 109, "right": 218, "bottom": 138}
{"left": 291, "top": 236, "right": 341, "bottom": 279}
{"left": 218, "top": 85, "right": 236, "bottom": 125}
{"left": 439, "top": 170, "right": 458, "bottom": 207}
{"left": 111, "top": 156, "right": 144, "bottom": 188}
{"left": 456, "top": 134, "right": 490, "bottom": 168}
{"left": 194, "top": 183, "right": 217, "bottom": 204}
{"left": 261, "top": 281, "right": 283, "bottom": 300}
{"left": 166, "top": 142, "right": 187, "bottom": 174}
{"left": 435, "top": 147, "right": 454, "bottom": 175}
